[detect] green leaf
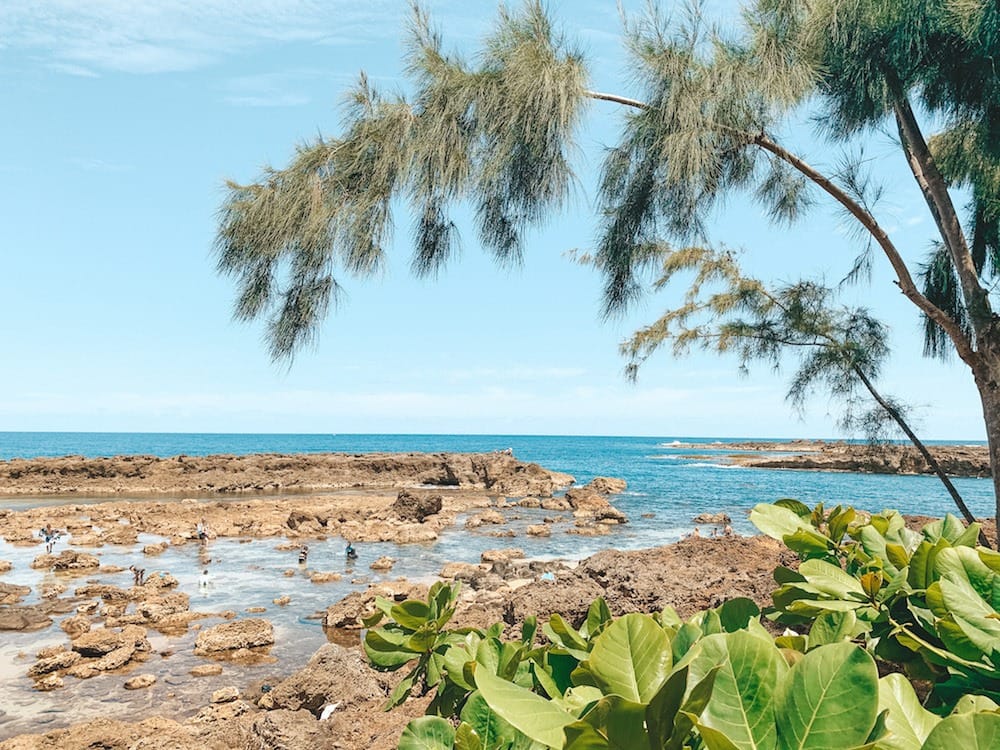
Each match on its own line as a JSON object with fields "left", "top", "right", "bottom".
{"left": 718, "top": 598, "right": 760, "bottom": 632}
{"left": 564, "top": 695, "right": 648, "bottom": 750}
{"left": 386, "top": 672, "right": 417, "bottom": 709}
{"left": 399, "top": 716, "right": 456, "bottom": 750}
{"left": 548, "top": 614, "right": 590, "bottom": 654}
{"left": 645, "top": 666, "right": 689, "bottom": 748}
{"left": 783, "top": 528, "right": 835, "bottom": 559}
{"left": 909, "top": 540, "right": 947, "bottom": 590}
{"left": 936, "top": 573, "right": 1000, "bottom": 657}
{"left": 584, "top": 599, "right": 613, "bottom": 640}
{"left": 751, "top": 504, "right": 814, "bottom": 541}
{"left": 689, "top": 631, "right": 785, "bottom": 750}
{"left": 584, "top": 613, "right": 672, "bottom": 704}
{"left": 797, "top": 559, "right": 866, "bottom": 599}
{"left": 773, "top": 499, "right": 813, "bottom": 517}
{"left": 935, "top": 547, "right": 997, "bottom": 602}
{"left": 475, "top": 666, "right": 575, "bottom": 749}
{"left": 876, "top": 674, "right": 940, "bottom": 750}
{"left": 808, "top": 610, "right": 858, "bottom": 647}
{"left": 392, "top": 599, "right": 433, "bottom": 630}
{"left": 952, "top": 694, "right": 1000, "bottom": 713}
{"left": 461, "top": 691, "right": 515, "bottom": 749}
{"left": 671, "top": 623, "right": 703, "bottom": 663}
{"left": 920, "top": 712, "right": 1000, "bottom": 750}
{"left": 775, "top": 642, "right": 878, "bottom": 750}
{"left": 454, "top": 723, "right": 483, "bottom": 750}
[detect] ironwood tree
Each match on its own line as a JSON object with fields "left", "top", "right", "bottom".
{"left": 215, "top": 1, "right": 1000, "bottom": 542}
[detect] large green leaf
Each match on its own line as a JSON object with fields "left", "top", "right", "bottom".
{"left": 775, "top": 642, "right": 878, "bottom": 750}
{"left": 876, "top": 674, "right": 940, "bottom": 750}
{"left": 808, "top": 610, "right": 859, "bottom": 648}
{"left": 688, "top": 631, "right": 785, "bottom": 750}
{"left": 391, "top": 599, "right": 433, "bottom": 630}
{"left": 936, "top": 573, "right": 1000, "bottom": 658}
{"left": 797, "top": 559, "right": 866, "bottom": 600}
{"left": 475, "top": 666, "right": 575, "bottom": 749}
{"left": 454, "top": 723, "right": 483, "bottom": 750}
{"left": 461, "top": 691, "right": 516, "bottom": 749}
{"left": 564, "top": 695, "right": 648, "bottom": 750}
{"left": 751, "top": 504, "right": 814, "bottom": 541}
{"left": 920, "top": 712, "right": 1000, "bottom": 750}
{"left": 584, "top": 613, "right": 672, "bottom": 704}
{"left": 935, "top": 547, "right": 997, "bottom": 603}
{"left": 399, "top": 716, "right": 456, "bottom": 750}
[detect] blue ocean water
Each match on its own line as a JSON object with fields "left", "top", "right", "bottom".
{"left": 0, "top": 432, "right": 993, "bottom": 532}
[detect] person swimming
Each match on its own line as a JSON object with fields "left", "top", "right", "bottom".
{"left": 199, "top": 569, "right": 210, "bottom": 589}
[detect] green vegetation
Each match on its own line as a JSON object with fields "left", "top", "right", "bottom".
{"left": 214, "top": 1, "right": 1000, "bottom": 542}
{"left": 363, "top": 514, "right": 1000, "bottom": 750}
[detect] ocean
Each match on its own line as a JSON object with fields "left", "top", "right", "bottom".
{"left": 0, "top": 432, "right": 993, "bottom": 534}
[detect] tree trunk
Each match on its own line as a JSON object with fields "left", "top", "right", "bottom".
{"left": 853, "top": 366, "right": 990, "bottom": 548}
{"left": 977, "top": 371, "right": 1000, "bottom": 550}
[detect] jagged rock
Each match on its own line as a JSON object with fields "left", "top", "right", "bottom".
{"left": 247, "top": 710, "right": 331, "bottom": 750}
{"left": 526, "top": 524, "right": 551, "bottom": 537}
{"left": 392, "top": 525, "right": 439, "bottom": 543}
{"left": 0, "top": 559, "right": 12, "bottom": 573}
{"left": 28, "top": 649, "right": 81, "bottom": 677}
{"left": 191, "top": 663, "right": 223, "bottom": 677}
{"left": 0, "top": 606, "right": 52, "bottom": 631}
{"left": 692, "top": 512, "right": 732, "bottom": 525}
{"left": 61, "top": 613, "right": 92, "bottom": 639}
{"left": 369, "top": 556, "right": 395, "bottom": 571}
{"left": 391, "top": 490, "right": 443, "bottom": 522}
{"left": 72, "top": 624, "right": 149, "bottom": 657}
{"left": 94, "top": 645, "right": 138, "bottom": 671}
{"left": 585, "top": 477, "right": 627, "bottom": 494}
{"left": 34, "top": 674, "right": 64, "bottom": 691}
{"left": 194, "top": 618, "right": 274, "bottom": 654}
{"left": 143, "top": 541, "right": 168, "bottom": 555}
{"left": 0, "top": 581, "right": 31, "bottom": 604}
{"left": 245, "top": 606, "right": 267, "bottom": 613}
{"left": 39, "top": 582, "right": 67, "bottom": 599}
{"left": 75, "top": 583, "right": 130, "bottom": 602}
{"left": 211, "top": 686, "right": 239, "bottom": 703}
{"left": 310, "top": 571, "right": 342, "bottom": 583}
{"left": 439, "top": 562, "right": 487, "bottom": 583}
{"left": 273, "top": 595, "right": 291, "bottom": 606}
{"left": 124, "top": 673, "right": 156, "bottom": 690}
{"left": 31, "top": 550, "right": 100, "bottom": 571}
{"left": 465, "top": 510, "right": 506, "bottom": 528}
{"left": 261, "top": 643, "right": 384, "bottom": 715}
{"left": 564, "top": 488, "right": 628, "bottom": 524}
{"left": 540, "top": 497, "right": 572, "bottom": 511}
{"left": 136, "top": 592, "right": 190, "bottom": 623}
{"left": 481, "top": 548, "right": 525, "bottom": 564}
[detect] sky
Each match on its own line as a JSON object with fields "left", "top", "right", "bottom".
{"left": 0, "top": 0, "right": 987, "bottom": 439}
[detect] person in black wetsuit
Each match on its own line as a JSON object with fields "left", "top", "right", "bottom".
{"left": 345, "top": 542, "right": 357, "bottom": 560}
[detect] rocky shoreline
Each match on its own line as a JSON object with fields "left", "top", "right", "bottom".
{"left": 683, "top": 440, "right": 992, "bottom": 477}
{"left": 0, "top": 452, "right": 642, "bottom": 748}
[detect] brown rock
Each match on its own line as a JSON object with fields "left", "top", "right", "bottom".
{"left": 310, "top": 571, "right": 342, "bottom": 583}
{"left": 0, "top": 559, "right": 12, "bottom": 573}
{"left": 0, "top": 581, "right": 31, "bottom": 604}
{"left": 273, "top": 595, "right": 291, "bottom": 606}
{"left": 143, "top": 541, "right": 168, "bottom": 555}
{"left": 585, "top": 477, "right": 627, "bottom": 494}
{"left": 191, "top": 663, "right": 224, "bottom": 677}
{"left": 526, "top": 524, "right": 551, "bottom": 537}
{"left": 124, "top": 673, "right": 156, "bottom": 690}
{"left": 28, "top": 649, "right": 81, "bottom": 677}
{"left": 692, "top": 512, "right": 732, "bottom": 525}
{"left": 391, "top": 489, "right": 443, "bottom": 522}
{"left": 211, "top": 686, "right": 240, "bottom": 703}
{"left": 264, "top": 642, "right": 385, "bottom": 715}
{"left": 481, "top": 548, "right": 525, "bottom": 564}
{"left": 194, "top": 618, "right": 274, "bottom": 654}
{"left": 31, "top": 549, "right": 100, "bottom": 571}
{"left": 369, "top": 556, "right": 395, "bottom": 571}
{"left": 61, "top": 613, "right": 92, "bottom": 639}
{"left": 72, "top": 625, "right": 149, "bottom": 657}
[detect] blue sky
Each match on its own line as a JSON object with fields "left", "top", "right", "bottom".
{"left": 0, "top": 0, "right": 985, "bottom": 438}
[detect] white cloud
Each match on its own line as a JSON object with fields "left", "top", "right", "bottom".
{"left": 0, "top": 0, "right": 401, "bottom": 75}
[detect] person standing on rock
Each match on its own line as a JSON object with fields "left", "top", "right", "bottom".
{"left": 196, "top": 518, "right": 208, "bottom": 543}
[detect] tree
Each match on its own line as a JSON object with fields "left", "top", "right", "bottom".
{"left": 215, "top": 1, "right": 1000, "bottom": 543}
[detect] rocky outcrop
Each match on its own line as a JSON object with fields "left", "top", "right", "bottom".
{"left": 0, "top": 581, "right": 31, "bottom": 605}
{"left": 390, "top": 489, "right": 442, "bottom": 522}
{"left": 259, "top": 643, "right": 385, "bottom": 715}
{"left": 586, "top": 477, "right": 627, "bottom": 494}
{"left": 563, "top": 488, "right": 628, "bottom": 524}
{"left": 707, "top": 441, "right": 992, "bottom": 477}
{"left": 30, "top": 550, "right": 100, "bottom": 572}
{"left": 194, "top": 618, "right": 274, "bottom": 655}
{"left": 0, "top": 451, "right": 575, "bottom": 496}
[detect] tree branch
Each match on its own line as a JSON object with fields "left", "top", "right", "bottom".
{"left": 752, "top": 134, "right": 980, "bottom": 369}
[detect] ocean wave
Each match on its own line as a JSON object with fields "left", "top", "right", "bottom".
{"left": 657, "top": 440, "right": 683, "bottom": 447}
{"left": 648, "top": 454, "right": 684, "bottom": 460}
{"left": 681, "top": 462, "right": 746, "bottom": 470}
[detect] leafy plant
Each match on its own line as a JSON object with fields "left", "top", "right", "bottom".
{"left": 752, "top": 501, "right": 1000, "bottom": 707}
